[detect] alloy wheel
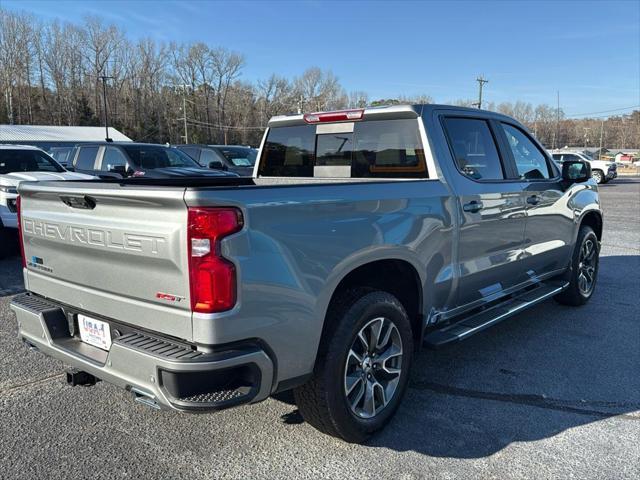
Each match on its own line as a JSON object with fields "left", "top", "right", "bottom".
{"left": 343, "top": 317, "right": 404, "bottom": 419}
{"left": 578, "top": 238, "right": 597, "bottom": 295}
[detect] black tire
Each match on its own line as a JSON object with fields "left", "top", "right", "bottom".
{"left": 293, "top": 289, "right": 414, "bottom": 443}
{"left": 555, "top": 225, "right": 599, "bottom": 306}
{"left": 591, "top": 169, "right": 604, "bottom": 184}
{"left": 0, "top": 227, "right": 11, "bottom": 259}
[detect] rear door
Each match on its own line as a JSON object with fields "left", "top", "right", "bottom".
{"left": 497, "top": 122, "right": 574, "bottom": 276}
{"left": 437, "top": 112, "right": 529, "bottom": 308}
{"left": 18, "top": 182, "right": 193, "bottom": 340}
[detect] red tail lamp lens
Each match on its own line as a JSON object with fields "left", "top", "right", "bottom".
{"left": 187, "top": 208, "right": 243, "bottom": 313}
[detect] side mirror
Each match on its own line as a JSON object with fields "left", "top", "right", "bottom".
{"left": 562, "top": 160, "right": 591, "bottom": 184}
{"left": 209, "top": 160, "right": 226, "bottom": 170}
{"left": 111, "top": 165, "right": 127, "bottom": 175}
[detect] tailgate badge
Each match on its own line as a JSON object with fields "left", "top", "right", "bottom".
{"left": 60, "top": 195, "right": 96, "bottom": 210}
{"left": 156, "top": 292, "right": 185, "bottom": 303}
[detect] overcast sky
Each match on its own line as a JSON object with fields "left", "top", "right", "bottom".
{"left": 4, "top": 0, "right": 640, "bottom": 116}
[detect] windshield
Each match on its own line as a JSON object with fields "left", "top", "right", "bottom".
{"left": 122, "top": 145, "right": 201, "bottom": 170}
{"left": 217, "top": 146, "right": 258, "bottom": 167}
{"left": 0, "top": 149, "right": 65, "bottom": 174}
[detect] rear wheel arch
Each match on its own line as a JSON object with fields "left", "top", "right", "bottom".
{"left": 319, "top": 259, "right": 423, "bottom": 354}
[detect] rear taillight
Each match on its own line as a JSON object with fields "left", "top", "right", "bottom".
{"left": 303, "top": 109, "right": 364, "bottom": 123}
{"left": 16, "top": 196, "right": 26, "bottom": 268}
{"left": 187, "top": 207, "right": 243, "bottom": 313}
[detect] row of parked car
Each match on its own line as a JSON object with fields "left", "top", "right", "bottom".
{"left": 0, "top": 142, "right": 257, "bottom": 255}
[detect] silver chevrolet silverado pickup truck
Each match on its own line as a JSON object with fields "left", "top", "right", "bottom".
{"left": 11, "top": 105, "right": 602, "bottom": 442}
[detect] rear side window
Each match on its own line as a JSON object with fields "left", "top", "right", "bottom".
{"left": 501, "top": 123, "right": 551, "bottom": 180}
{"left": 101, "top": 147, "right": 128, "bottom": 171}
{"left": 75, "top": 147, "right": 99, "bottom": 170}
{"left": 259, "top": 119, "right": 426, "bottom": 178}
{"left": 442, "top": 117, "right": 504, "bottom": 180}
{"left": 259, "top": 125, "right": 315, "bottom": 177}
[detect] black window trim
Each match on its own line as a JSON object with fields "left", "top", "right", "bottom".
{"left": 497, "top": 121, "right": 561, "bottom": 182}
{"left": 439, "top": 114, "right": 518, "bottom": 183}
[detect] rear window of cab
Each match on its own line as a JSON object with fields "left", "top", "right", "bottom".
{"left": 258, "top": 119, "right": 427, "bottom": 178}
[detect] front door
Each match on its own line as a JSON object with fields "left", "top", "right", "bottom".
{"left": 498, "top": 122, "right": 575, "bottom": 277}
{"left": 440, "top": 114, "right": 529, "bottom": 308}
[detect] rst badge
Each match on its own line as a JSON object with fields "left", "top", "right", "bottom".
{"left": 156, "top": 292, "right": 185, "bottom": 303}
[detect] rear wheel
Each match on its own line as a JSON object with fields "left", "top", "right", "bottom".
{"left": 591, "top": 169, "right": 604, "bottom": 184}
{"left": 555, "top": 225, "right": 599, "bottom": 306}
{"left": 293, "top": 289, "right": 414, "bottom": 443}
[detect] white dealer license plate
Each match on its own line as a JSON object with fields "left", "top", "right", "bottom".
{"left": 78, "top": 314, "right": 112, "bottom": 351}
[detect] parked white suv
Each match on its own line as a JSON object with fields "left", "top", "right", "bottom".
{"left": 549, "top": 150, "right": 617, "bottom": 184}
{"left": 0, "top": 145, "right": 94, "bottom": 256}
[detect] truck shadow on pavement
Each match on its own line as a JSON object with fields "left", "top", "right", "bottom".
{"left": 276, "top": 255, "right": 639, "bottom": 457}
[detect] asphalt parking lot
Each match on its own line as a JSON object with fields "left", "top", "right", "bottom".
{"left": 1, "top": 179, "right": 638, "bottom": 479}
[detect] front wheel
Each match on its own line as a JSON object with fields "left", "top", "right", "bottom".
{"left": 591, "top": 169, "right": 604, "bottom": 184}
{"left": 555, "top": 225, "right": 599, "bottom": 306}
{"left": 294, "top": 289, "right": 414, "bottom": 443}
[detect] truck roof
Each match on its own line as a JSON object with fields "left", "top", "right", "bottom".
{"left": 267, "top": 104, "right": 518, "bottom": 127}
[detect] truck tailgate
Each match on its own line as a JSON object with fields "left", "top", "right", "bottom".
{"left": 18, "top": 182, "right": 193, "bottom": 341}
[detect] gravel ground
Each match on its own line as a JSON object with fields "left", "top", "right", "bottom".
{"left": 1, "top": 179, "right": 638, "bottom": 479}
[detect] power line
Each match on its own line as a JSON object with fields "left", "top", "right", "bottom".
{"left": 566, "top": 105, "right": 640, "bottom": 118}
{"left": 184, "top": 118, "right": 266, "bottom": 130}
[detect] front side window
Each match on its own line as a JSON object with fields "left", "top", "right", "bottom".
{"left": 218, "top": 147, "right": 257, "bottom": 166}
{"left": 0, "top": 149, "right": 64, "bottom": 174}
{"left": 501, "top": 123, "right": 551, "bottom": 180}
{"left": 179, "top": 147, "right": 200, "bottom": 161}
{"left": 259, "top": 119, "right": 426, "bottom": 178}
{"left": 101, "top": 147, "right": 128, "bottom": 171}
{"left": 442, "top": 117, "right": 504, "bottom": 180}
{"left": 200, "top": 149, "right": 225, "bottom": 166}
{"left": 75, "top": 147, "right": 99, "bottom": 170}
{"left": 50, "top": 147, "right": 72, "bottom": 165}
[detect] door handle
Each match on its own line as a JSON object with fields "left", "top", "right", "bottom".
{"left": 526, "top": 195, "right": 541, "bottom": 206}
{"left": 463, "top": 200, "right": 484, "bottom": 213}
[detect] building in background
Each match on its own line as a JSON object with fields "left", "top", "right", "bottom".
{"left": 0, "top": 125, "right": 133, "bottom": 166}
{"left": 0, "top": 125, "right": 131, "bottom": 149}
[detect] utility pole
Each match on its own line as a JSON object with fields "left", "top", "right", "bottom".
{"left": 474, "top": 76, "right": 489, "bottom": 109}
{"left": 598, "top": 119, "right": 604, "bottom": 159}
{"left": 555, "top": 90, "right": 560, "bottom": 149}
{"left": 174, "top": 85, "right": 191, "bottom": 143}
{"left": 98, "top": 75, "right": 114, "bottom": 141}
{"left": 182, "top": 94, "right": 188, "bottom": 144}
{"left": 583, "top": 127, "right": 590, "bottom": 149}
